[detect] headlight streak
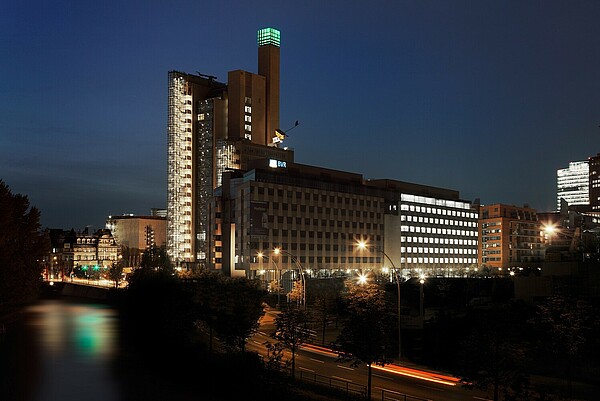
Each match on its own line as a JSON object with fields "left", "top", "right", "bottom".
{"left": 372, "top": 365, "right": 459, "bottom": 386}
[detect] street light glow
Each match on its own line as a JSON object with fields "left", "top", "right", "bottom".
{"left": 543, "top": 223, "right": 557, "bottom": 236}
{"left": 357, "top": 272, "right": 368, "bottom": 285}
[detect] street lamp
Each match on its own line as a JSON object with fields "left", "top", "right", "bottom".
{"left": 274, "top": 248, "right": 306, "bottom": 309}
{"left": 258, "top": 251, "right": 281, "bottom": 308}
{"left": 543, "top": 223, "right": 586, "bottom": 261}
{"left": 356, "top": 240, "right": 403, "bottom": 361}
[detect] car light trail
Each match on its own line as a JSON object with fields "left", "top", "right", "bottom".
{"left": 372, "top": 364, "right": 460, "bottom": 386}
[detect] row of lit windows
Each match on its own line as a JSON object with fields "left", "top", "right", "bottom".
{"left": 401, "top": 203, "right": 476, "bottom": 219}
{"left": 401, "top": 194, "right": 473, "bottom": 211}
{"left": 403, "top": 247, "right": 476, "bottom": 255}
{"left": 401, "top": 226, "right": 477, "bottom": 236}
{"left": 403, "top": 236, "right": 477, "bottom": 246}
{"left": 405, "top": 257, "right": 477, "bottom": 264}
{"left": 264, "top": 206, "right": 381, "bottom": 220}
{"left": 401, "top": 215, "right": 477, "bottom": 227}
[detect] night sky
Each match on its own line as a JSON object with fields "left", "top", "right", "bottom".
{"left": 2, "top": 0, "right": 600, "bottom": 231}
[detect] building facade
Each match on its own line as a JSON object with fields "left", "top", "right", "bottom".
{"left": 105, "top": 214, "right": 167, "bottom": 267}
{"left": 167, "top": 28, "right": 291, "bottom": 268}
{"left": 212, "top": 159, "right": 479, "bottom": 280}
{"left": 557, "top": 160, "right": 589, "bottom": 210}
{"left": 589, "top": 153, "right": 600, "bottom": 213}
{"left": 479, "top": 204, "right": 544, "bottom": 273}
{"left": 45, "top": 228, "right": 119, "bottom": 280}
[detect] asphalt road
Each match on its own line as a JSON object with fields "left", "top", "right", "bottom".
{"left": 248, "top": 307, "right": 493, "bottom": 401}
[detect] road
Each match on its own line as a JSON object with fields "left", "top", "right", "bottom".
{"left": 247, "top": 307, "right": 493, "bottom": 401}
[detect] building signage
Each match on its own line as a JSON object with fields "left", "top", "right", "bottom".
{"left": 268, "top": 159, "right": 287, "bottom": 169}
{"left": 250, "top": 201, "right": 269, "bottom": 237}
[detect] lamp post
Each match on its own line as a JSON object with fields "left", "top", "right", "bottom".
{"left": 419, "top": 275, "right": 425, "bottom": 322}
{"left": 258, "top": 252, "right": 281, "bottom": 308}
{"left": 274, "top": 248, "right": 306, "bottom": 309}
{"left": 357, "top": 240, "right": 402, "bottom": 361}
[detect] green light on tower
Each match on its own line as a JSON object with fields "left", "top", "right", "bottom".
{"left": 257, "top": 27, "right": 280, "bottom": 47}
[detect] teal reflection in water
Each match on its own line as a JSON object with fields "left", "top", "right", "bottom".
{"left": 74, "top": 311, "right": 108, "bottom": 356}
{"left": 23, "top": 300, "right": 120, "bottom": 401}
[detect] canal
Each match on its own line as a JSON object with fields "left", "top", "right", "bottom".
{"left": 1, "top": 299, "right": 120, "bottom": 401}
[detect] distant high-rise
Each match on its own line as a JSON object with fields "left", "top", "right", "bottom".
{"left": 556, "top": 160, "right": 589, "bottom": 211}
{"left": 167, "top": 28, "right": 292, "bottom": 268}
{"left": 589, "top": 153, "right": 600, "bottom": 212}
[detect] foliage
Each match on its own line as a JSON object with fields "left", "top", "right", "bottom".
{"left": 264, "top": 339, "right": 289, "bottom": 372}
{"left": 211, "top": 276, "right": 265, "bottom": 352}
{"left": 458, "top": 303, "right": 533, "bottom": 401}
{"left": 529, "top": 293, "right": 592, "bottom": 397}
{"left": 189, "top": 271, "right": 265, "bottom": 353}
{"left": 108, "top": 260, "right": 124, "bottom": 288}
{"left": 333, "top": 280, "right": 392, "bottom": 400}
{"left": 272, "top": 306, "right": 312, "bottom": 378}
{"left": 122, "top": 267, "right": 196, "bottom": 346}
{"left": 140, "top": 245, "right": 172, "bottom": 272}
{"left": 310, "top": 278, "right": 344, "bottom": 345}
{"left": 0, "top": 180, "right": 48, "bottom": 306}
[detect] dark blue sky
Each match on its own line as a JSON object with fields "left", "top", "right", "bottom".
{"left": 2, "top": 0, "right": 600, "bottom": 230}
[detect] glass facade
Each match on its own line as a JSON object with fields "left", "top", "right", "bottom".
{"left": 557, "top": 160, "right": 589, "bottom": 210}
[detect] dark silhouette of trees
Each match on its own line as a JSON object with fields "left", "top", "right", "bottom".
{"left": 0, "top": 180, "right": 48, "bottom": 306}
{"left": 310, "top": 278, "right": 343, "bottom": 345}
{"left": 184, "top": 271, "right": 265, "bottom": 353}
{"left": 108, "top": 259, "right": 124, "bottom": 288}
{"left": 211, "top": 276, "right": 265, "bottom": 352}
{"left": 272, "top": 306, "right": 312, "bottom": 379}
{"left": 530, "top": 293, "right": 592, "bottom": 398}
{"left": 458, "top": 303, "right": 533, "bottom": 401}
{"left": 140, "top": 245, "right": 172, "bottom": 272}
{"left": 333, "top": 280, "right": 392, "bottom": 400}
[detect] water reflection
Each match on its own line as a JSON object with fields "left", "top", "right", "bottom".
{"left": 28, "top": 301, "right": 117, "bottom": 359}
{"left": 3, "top": 300, "right": 120, "bottom": 401}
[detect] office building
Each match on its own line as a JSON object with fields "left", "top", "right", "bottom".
{"left": 479, "top": 204, "right": 543, "bottom": 273}
{"left": 167, "top": 28, "right": 292, "bottom": 268}
{"left": 589, "top": 152, "right": 600, "bottom": 212}
{"left": 212, "top": 158, "right": 479, "bottom": 280}
{"left": 105, "top": 214, "right": 166, "bottom": 267}
{"left": 557, "top": 160, "right": 589, "bottom": 210}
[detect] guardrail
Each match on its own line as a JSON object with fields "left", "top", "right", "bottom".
{"left": 296, "top": 370, "right": 367, "bottom": 398}
{"left": 379, "top": 388, "right": 431, "bottom": 401}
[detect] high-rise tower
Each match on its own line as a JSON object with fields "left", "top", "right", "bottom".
{"left": 167, "top": 28, "right": 292, "bottom": 269}
{"left": 258, "top": 27, "right": 280, "bottom": 144}
{"left": 556, "top": 160, "right": 589, "bottom": 211}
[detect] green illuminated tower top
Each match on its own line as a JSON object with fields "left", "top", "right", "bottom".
{"left": 257, "top": 27, "right": 280, "bottom": 47}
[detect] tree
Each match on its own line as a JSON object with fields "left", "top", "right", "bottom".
{"left": 123, "top": 267, "right": 196, "bottom": 346}
{"left": 108, "top": 259, "right": 124, "bottom": 288}
{"left": 310, "top": 278, "right": 343, "bottom": 345}
{"left": 272, "top": 306, "right": 312, "bottom": 379}
{"left": 458, "top": 304, "right": 532, "bottom": 401}
{"left": 211, "top": 277, "right": 265, "bottom": 353}
{"left": 530, "top": 293, "right": 592, "bottom": 398}
{"left": 140, "top": 245, "right": 172, "bottom": 272}
{"left": 333, "top": 281, "right": 392, "bottom": 400}
{"left": 0, "top": 180, "right": 48, "bottom": 306}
